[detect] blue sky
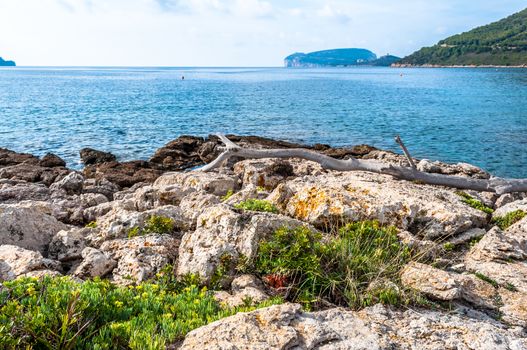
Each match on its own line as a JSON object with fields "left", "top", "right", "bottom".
{"left": 0, "top": 0, "right": 525, "bottom": 66}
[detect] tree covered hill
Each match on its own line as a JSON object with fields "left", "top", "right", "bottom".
{"left": 0, "top": 57, "right": 16, "bottom": 66}
{"left": 398, "top": 8, "right": 527, "bottom": 66}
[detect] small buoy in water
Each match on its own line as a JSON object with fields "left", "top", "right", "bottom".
{"left": 182, "top": 76, "right": 185, "bottom": 80}
{"left": 400, "top": 73, "right": 403, "bottom": 77}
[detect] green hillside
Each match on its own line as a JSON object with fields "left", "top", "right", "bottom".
{"left": 398, "top": 8, "right": 527, "bottom": 66}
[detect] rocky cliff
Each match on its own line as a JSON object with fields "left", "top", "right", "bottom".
{"left": 0, "top": 135, "right": 526, "bottom": 349}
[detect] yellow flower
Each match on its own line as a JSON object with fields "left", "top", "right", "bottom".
{"left": 114, "top": 301, "right": 124, "bottom": 308}
{"left": 193, "top": 299, "right": 200, "bottom": 305}
{"left": 142, "top": 292, "right": 149, "bottom": 299}
{"left": 151, "top": 284, "right": 159, "bottom": 290}
{"left": 163, "top": 313, "right": 173, "bottom": 318}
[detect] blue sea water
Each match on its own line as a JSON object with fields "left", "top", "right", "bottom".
{"left": 0, "top": 66, "right": 525, "bottom": 177}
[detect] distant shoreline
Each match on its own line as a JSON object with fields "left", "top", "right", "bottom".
{"left": 391, "top": 63, "right": 527, "bottom": 68}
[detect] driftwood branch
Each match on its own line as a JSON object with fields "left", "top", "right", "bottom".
{"left": 395, "top": 135, "right": 416, "bottom": 169}
{"left": 200, "top": 134, "right": 527, "bottom": 194}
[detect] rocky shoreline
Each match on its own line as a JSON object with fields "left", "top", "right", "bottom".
{"left": 1, "top": 134, "right": 527, "bottom": 349}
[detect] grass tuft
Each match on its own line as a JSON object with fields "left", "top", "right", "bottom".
{"left": 234, "top": 199, "right": 278, "bottom": 213}
{"left": 254, "top": 221, "right": 415, "bottom": 310}
{"left": 492, "top": 210, "right": 526, "bottom": 230}
{"left": 127, "top": 215, "right": 176, "bottom": 239}
{"left": 455, "top": 191, "right": 494, "bottom": 214}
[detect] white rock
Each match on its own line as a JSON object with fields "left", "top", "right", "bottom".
{"left": 180, "top": 303, "right": 526, "bottom": 350}
{"left": 48, "top": 228, "right": 88, "bottom": 262}
{"left": 267, "top": 172, "right": 487, "bottom": 239}
{"left": 73, "top": 247, "right": 116, "bottom": 279}
{"left": 154, "top": 171, "right": 240, "bottom": 196}
{"left": 177, "top": 205, "right": 311, "bottom": 282}
{"left": 99, "top": 234, "right": 179, "bottom": 285}
{"left": 0, "top": 203, "right": 69, "bottom": 253}
{"left": 0, "top": 245, "right": 62, "bottom": 280}
{"left": 50, "top": 172, "right": 84, "bottom": 194}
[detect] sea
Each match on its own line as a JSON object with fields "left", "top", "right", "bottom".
{"left": 0, "top": 66, "right": 525, "bottom": 177}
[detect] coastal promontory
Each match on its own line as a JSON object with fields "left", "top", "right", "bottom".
{"left": 0, "top": 57, "right": 16, "bottom": 66}
{"left": 396, "top": 7, "right": 527, "bottom": 67}
{"left": 284, "top": 48, "right": 400, "bottom": 67}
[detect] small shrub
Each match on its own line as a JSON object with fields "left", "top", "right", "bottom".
{"left": 443, "top": 242, "right": 455, "bottom": 251}
{"left": 0, "top": 276, "right": 282, "bottom": 349}
{"left": 235, "top": 199, "right": 278, "bottom": 213}
{"left": 254, "top": 221, "right": 413, "bottom": 309}
{"left": 85, "top": 221, "right": 97, "bottom": 228}
{"left": 455, "top": 191, "right": 494, "bottom": 214}
{"left": 127, "top": 215, "right": 176, "bottom": 239}
{"left": 221, "top": 189, "right": 234, "bottom": 201}
{"left": 492, "top": 210, "right": 526, "bottom": 230}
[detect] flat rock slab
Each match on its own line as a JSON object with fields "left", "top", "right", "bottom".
{"left": 268, "top": 171, "right": 487, "bottom": 239}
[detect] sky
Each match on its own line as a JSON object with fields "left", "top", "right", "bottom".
{"left": 0, "top": 0, "right": 525, "bottom": 66}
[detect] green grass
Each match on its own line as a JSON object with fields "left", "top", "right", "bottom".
{"left": 455, "top": 191, "right": 494, "bottom": 214}
{"left": 475, "top": 272, "right": 499, "bottom": 288}
{"left": 221, "top": 189, "right": 234, "bottom": 202}
{"left": 254, "top": 221, "right": 414, "bottom": 310}
{"left": 234, "top": 199, "right": 278, "bottom": 214}
{"left": 0, "top": 274, "right": 282, "bottom": 350}
{"left": 127, "top": 215, "right": 176, "bottom": 239}
{"left": 85, "top": 221, "right": 97, "bottom": 229}
{"left": 492, "top": 210, "right": 526, "bottom": 230}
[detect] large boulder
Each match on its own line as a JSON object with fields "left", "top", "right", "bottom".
{"left": 0, "top": 181, "right": 51, "bottom": 203}
{"left": 176, "top": 205, "right": 312, "bottom": 283}
{"left": 0, "top": 203, "right": 69, "bottom": 253}
{"left": 50, "top": 172, "right": 84, "bottom": 195}
{"left": 99, "top": 234, "right": 179, "bottom": 285}
{"left": 79, "top": 148, "right": 116, "bottom": 165}
{"left": 83, "top": 160, "right": 163, "bottom": 189}
{"left": 465, "top": 217, "right": 527, "bottom": 294}
{"left": 233, "top": 159, "right": 295, "bottom": 190}
{"left": 149, "top": 135, "right": 205, "bottom": 170}
{"left": 154, "top": 171, "right": 240, "bottom": 197}
{"left": 73, "top": 247, "right": 116, "bottom": 279}
{"left": 0, "top": 245, "right": 62, "bottom": 280}
{"left": 267, "top": 172, "right": 487, "bottom": 239}
{"left": 179, "top": 303, "right": 526, "bottom": 350}
{"left": 90, "top": 205, "right": 187, "bottom": 245}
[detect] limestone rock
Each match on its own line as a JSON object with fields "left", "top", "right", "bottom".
{"left": 179, "top": 191, "right": 221, "bottom": 227}
{"left": 154, "top": 171, "right": 240, "bottom": 197}
{"left": 73, "top": 247, "right": 116, "bottom": 279}
{"left": 493, "top": 199, "right": 527, "bottom": 219}
{"left": 180, "top": 303, "right": 526, "bottom": 350}
{"left": 93, "top": 205, "right": 187, "bottom": 244}
{"left": 267, "top": 172, "right": 487, "bottom": 238}
{"left": 50, "top": 172, "right": 84, "bottom": 195}
{"left": 401, "top": 262, "right": 499, "bottom": 310}
{"left": 0, "top": 203, "right": 69, "bottom": 253}
{"left": 214, "top": 275, "right": 270, "bottom": 307}
{"left": 99, "top": 234, "right": 179, "bottom": 285}
{"left": 233, "top": 159, "right": 295, "bottom": 190}
{"left": 177, "top": 205, "right": 310, "bottom": 282}
{"left": 48, "top": 228, "right": 88, "bottom": 262}
{"left": 0, "top": 245, "right": 62, "bottom": 280}
{"left": 0, "top": 181, "right": 51, "bottom": 203}
{"left": 401, "top": 262, "right": 460, "bottom": 301}
{"left": 19, "top": 269, "right": 63, "bottom": 278}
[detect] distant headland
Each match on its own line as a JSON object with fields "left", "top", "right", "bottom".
{"left": 284, "top": 48, "right": 400, "bottom": 67}
{"left": 396, "top": 7, "right": 527, "bottom": 67}
{"left": 0, "top": 57, "right": 16, "bottom": 67}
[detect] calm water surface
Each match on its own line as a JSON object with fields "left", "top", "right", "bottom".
{"left": 0, "top": 67, "right": 525, "bottom": 177}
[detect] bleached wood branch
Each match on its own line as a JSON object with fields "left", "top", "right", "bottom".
{"left": 395, "top": 135, "right": 416, "bottom": 169}
{"left": 200, "top": 134, "right": 527, "bottom": 194}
